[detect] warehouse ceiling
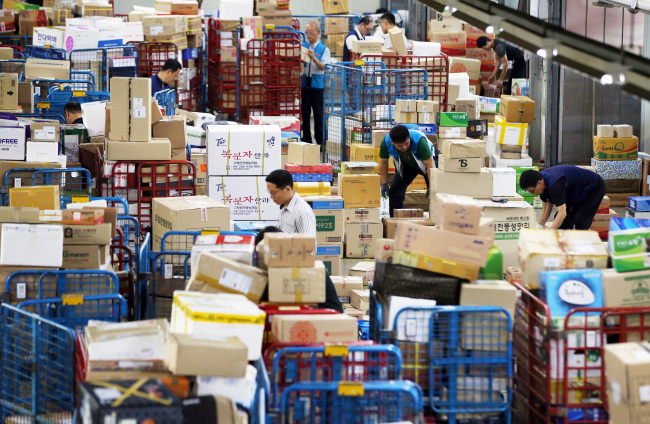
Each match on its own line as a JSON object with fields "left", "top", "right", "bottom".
{"left": 419, "top": 0, "right": 650, "bottom": 101}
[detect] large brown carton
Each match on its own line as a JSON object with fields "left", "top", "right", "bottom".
{"left": 109, "top": 77, "right": 152, "bottom": 142}
{"left": 152, "top": 195, "right": 229, "bottom": 252}
{"left": 263, "top": 232, "right": 316, "bottom": 268}
{"left": 9, "top": 185, "right": 59, "bottom": 210}
{"left": 439, "top": 138, "right": 486, "bottom": 158}
{"left": 61, "top": 244, "right": 111, "bottom": 270}
{"left": 604, "top": 342, "right": 650, "bottom": 424}
{"left": 338, "top": 174, "right": 380, "bottom": 208}
{"left": 268, "top": 261, "right": 326, "bottom": 303}
{"left": 25, "top": 58, "right": 69, "bottom": 81}
{"left": 499, "top": 95, "right": 535, "bottom": 123}
{"left": 106, "top": 139, "right": 171, "bottom": 160}
{"left": 381, "top": 217, "right": 435, "bottom": 239}
{"left": 345, "top": 222, "right": 383, "bottom": 259}
{"left": 142, "top": 15, "right": 187, "bottom": 36}
{"left": 602, "top": 268, "right": 650, "bottom": 308}
{"left": 272, "top": 314, "right": 358, "bottom": 343}
{"left": 62, "top": 224, "right": 112, "bottom": 245}
{"left": 164, "top": 334, "right": 247, "bottom": 377}
{"left": 152, "top": 117, "right": 187, "bottom": 149}
{"left": 437, "top": 155, "right": 483, "bottom": 173}
{"left": 434, "top": 193, "right": 482, "bottom": 235}
{"left": 429, "top": 168, "right": 493, "bottom": 199}
{"left": 330, "top": 275, "right": 363, "bottom": 303}
{"left": 0, "top": 73, "right": 18, "bottom": 111}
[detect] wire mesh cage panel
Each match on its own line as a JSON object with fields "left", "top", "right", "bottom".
{"left": 0, "top": 60, "right": 25, "bottom": 80}
{"left": 2, "top": 167, "right": 92, "bottom": 206}
{"left": 240, "top": 39, "right": 266, "bottom": 123}
{"left": 0, "top": 36, "right": 31, "bottom": 50}
{"left": 69, "top": 49, "right": 106, "bottom": 91}
{"left": 105, "top": 46, "right": 138, "bottom": 89}
{"left": 36, "top": 90, "right": 110, "bottom": 118}
{"left": 24, "top": 45, "right": 67, "bottom": 60}
{"left": 292, "top": 15, "right": 360, "bottom": 61}
{"left": 131, "top": 42, "right": 179, "bottom": 78}
{"left": 280, "top": 381, "right": 424, "bottom": 424}
{"left": 0, "top": 304, "right": 76, "bottom": 424}
{"left": 263, "top": 38, "right": 301, "bottom": 119}
{"left": 149, "top": 251, "right": 191, "bottom": 320}
{"left": 365, "top": 68, "right": 428, "bottom": 128}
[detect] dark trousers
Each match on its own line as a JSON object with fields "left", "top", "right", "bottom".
{"left": 301, "top": 88, "right": 324, "bottom": 145}
{"left": 389, "top": 165, "right": 429, "bottom": 217}
{"left": 559, "top": 178, "right": 606, "bottom": 230}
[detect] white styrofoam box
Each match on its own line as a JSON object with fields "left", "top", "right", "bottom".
{"left": 412, "top": 41, "right": 441, "bottom": 56}
{"left": 388, "top": 296, "right": 438, "bottom": 341}
{"left": 187, "top": 125, "right": 206, "bottom": 146}
{"left": 489, "top": 153, "right": 533, "bottom": 168}
{"left": 121, "top": 22, "right": 144, "bottom": 43}
{"left": 207, "top": 125, "right": 281, "bottom": 176}
{"left": 197, "top": 365, "right": 257, "bottom": 407}
{"left": 64, "top": 26, "right": 100, "bottom": 52}
{"left": 218, "top": 0, "right": 253, "bottom": 20}
{"left": 26, "top": 142, "right": 59, "bottom": 162}
{"left": 489, "top": 168, "right": 517, "bottom": 197}
{"left": 170, "top": 291, "right": 265, "bottom": 360}
{"left": 33, "top": 27, "right": 66, "bottom": 49}
{"left": 449, "top": 72, "right": 470, "bottom": 99}
{"left": 0, "top": 126, "right": 26, "bottom": 161}
{"left": 208, "top": 176, "right": 280, "bottom": 222}
{"left": 81, "top": 101, "right": 106, "bottom": 137}
{"left": 0, "top": 224, "right": 63, "bottom": 267}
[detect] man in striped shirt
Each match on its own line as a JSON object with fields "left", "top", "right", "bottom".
{"left": 266, "top": 170, "right": 317, "bottom": 238}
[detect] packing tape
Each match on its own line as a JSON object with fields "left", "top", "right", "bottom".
{"left": 173, "top": 293, "right": 266, "bottom": 324}
{"left": 91, "top": 379, "right": 172, "bottom": 407}
{"left": 294, "top": 290, "right": 303, "bottom": 303}
{"left": 496, "top": 117, "right": 527, "bottom": 146}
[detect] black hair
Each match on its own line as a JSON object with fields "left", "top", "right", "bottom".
{"left": 265, "top": 169, "right": 294, "bottom": 190}
{"left": 161, "top": 58, "right": 182, "bottom": 72}
{"left": 375, "top": 8, "right": 389, "bottom": 13}
{"left": 389, "top": 125, "right": 410, "bottom": 144}
{"left": 359, "top": 16, "right": 373, "bottom": 26}
{"left": 476, "top": 36, "right": 491, "bottom": 48}
{"left": 519, "top": 170, "right": 543, "bottom": 190}
{"left": 380, "top": 12, "right": 396, "bottom": 26}
{"left": 254, "top": 225, "right": 282, "bottom": 246}
{"left": 64, "top": 101, "right": 82, "bottom": 115}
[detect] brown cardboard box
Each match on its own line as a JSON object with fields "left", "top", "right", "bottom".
{"left": 455, "top": 98, "right": 480, "bottom": 120}
{"left": 350, "top": 39, "right": 382, "bottom": 54}
{"left": 110, "top": 77, "right": 152, "bottom": 142}
{"left": 153, "top": 117, "right": 186, "bottom": 149}
{"left": 429, "top": 168, "right": 493, "bottom": 199}
{"left": 107, "top": 139, "right": 171, "bottom": 160}
{"left": 186, "top": 14, "right": 202, "bottom": 33}
{"left": 350, "top": 144, "right": 379, "bottom": 165}
{"left": 417, "top": 100, "right": 439, "bottom": 114}
{"left": 192, "top": 251, "right": 268, "bottom": 303}
{"left": 62, "top": 244, "right": 111, "bottom": 270}
{"left": 83, "top": 3, "right": 113, "bottom": 16}
{"left": 288, "top": 142, "right": 320, "bottom": 166}
{"left": 505, "top": 267, "right": 522, "bottom": 284}
{"left": 339, "top": 174, "right": 380, "bottom": 208}
{"left": 268, "top": 261, "right": 326, "bottom": 303}
{"left": 330, "top": 275, "right": 363, "bottom": 302}
{"left": 437, "top": 155, "right": 484, "bottom": 173}
{"left": 152, "top": 195, "right": 230, "bottom": 252}
{"left": 322, "top": 0, "right": 349, "bottom": 14}
{"left": 18, "top": 82, "right": 33, "bottom": 113}
{"left": 9, "top": 185, "right": 59, "bottom": 210}
{"left": 604, "top": 342, "right": 650, "bottom": 424}
{"left": 170, "top": 148, "right": 186, "bottom": 160}
{"left": 396, "top": 99, "right": 417, "bottom": 113}
{"left": 344, "top": 208, "right": 380, "bottom": 223}
{"left": 81, "top": 207, "right": 117, "bottom": 239}
{"left": 439, "top": 138, "right": 486, "bottom": 158}
{"left": 171, "top": 0, "right": 199, "bottom": 15}
{"left": 25, "top": 58, "right": 69, "bottom": 81}
{"left": 144, "top": 33, "right": 188, "bottom": 50}
{"left": 393, "top": 250, "right": 480, "bottom": 280}
{"left": 374, "top": 238, "right": 394, "bottom": 262}
{"left": 345, "top": 222, "right": 382, "bottom": 259}
{"left": 499, "top": 95, "right": 535, "bottom": 123}
{"left": 0, "top": 207, "right": 40, "bottom": 223}
{"left": 348, "top": 261, "right": 374, "bottom": 285}
{"left": 62, "top": 224, "right": 112, "bottom": 245}
{"left": 602, "top": 268, "right": 650, "bottom": 308}
{"left": 460, "top": 280, "right": 517, "bottom": 318}
{"left": 350, "top": 289, "right": 369, "bottom": 311}
{"left": 388, "top": 28, "right": 406, "bottom": 55}
{"left": 187, "top": 32, "right": 202, "bottom": 48}
{"left": 434, "top": 193, "right": 482, "bottom": 235}
{"left": 164, "top": 334, "right": 247, "bottom": 377}
{"left": 30, "top": 122, "right": 60, "bottom": 142}
{"left": 597, "top": 124, "right": 614, "bottom": 138}
{"left": 259, "top": 10, "right": 293, "bottom": 27}
{"left": 614, "top": 124, "right": 634, "bottom": 138}
{"left": 272, "top": 314, "right": 358, "bottom": 343}
{"left": 340, "top": 162, "right": 377, "bottom": 174}
{"left": 61, "top": 209, "right": 104, "bottom": 226}
{"left": 394, "top": 221, "right": 492, "bottom": 267}
{"left": 142, "top": 15, "right": 187, "bottom": 36}
{"left": 394, "top": 209, "right": 424, "bottom": 218}
{"left": 438, "top": 127, "right": 467, "bottom": 139}
{"left": 394, "top": 111, "right": 417, "bottom": 124}
{"left": 382, "top": 217, "right": 435, "bottom": 239}
{"left": 263, "top": 232, "right": 316, "bottom": 268}
{"left": 0, "top": 73, "right": 18, "bottom": 111}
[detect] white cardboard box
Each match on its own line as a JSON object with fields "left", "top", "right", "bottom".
{"left": 0, "top": 223, "right": 63, "bottom": 267}
{"left": 208, "top": 176, "right": 280, "bottom": 221}
{"left": 0, "top": 126, "right": 26, "bottom": 161}
{"left": 489, "top": 152, "right": 533, "bottom": 168}
{"left": 64, "top": 26, "right": 101, "bottom": 52}
{"left": 26, "top": 142, "right": 59, "bottom": 162}
{"left": 489, "top": 168, "right": 517, "bottom": 197}
{"left": 197, "top": 365, "right": 257, "bottom": 408}
{"left": 207, "top": 125, "right": 281, "bottom": 176}
{"left": 33, "top": 27, "right": 66, "bottom": 49}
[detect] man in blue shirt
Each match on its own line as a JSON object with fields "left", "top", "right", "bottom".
{"left": 64, "top": 101, "right": 84, "bottom": 125}
{"left": 301, "top": 21, "right": 330, "bottom": 147}
{"left": 151, "top": 59, "right": 182, "bottom": 96}
{"left": 343, "top": 16, "right": 374, "bottom": 62}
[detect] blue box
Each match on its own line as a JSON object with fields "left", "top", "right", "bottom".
{"left": 307, "top": 198, "right": 344, "bottom": 210}
{"left": 291, "top": 173, "right": 333, "bottom": 182}
{"left": 97, "top": 39, "right": 123, "bottom": 48}
{"left": 539, "top": 269, "right": 603, "bottom": 323}
{"left": 317, "top": 244, "right": 342, "bottom": 256}
{"left": 233, "top": 221, "right": 277, "bottom": 233}
{"left": 629, "top": 196, "right": 650, "bottom": 212}
{"left": 182, "top": 48, "right": 199, "bottom": 60}
{"left": 416, "top": 124, "right": 437, "bottom": 135}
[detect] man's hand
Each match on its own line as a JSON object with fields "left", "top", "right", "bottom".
{"left": 496, "top": 80, "right": 503, "bottom": 87}
{"left": 381, "top": 183, "right": 389, "bottom": 198}
{"left": 425, "top": 188, "right": 430, "bottom": 199}
{"left": 307, "top": 50, "right": 316, "bottom": 60}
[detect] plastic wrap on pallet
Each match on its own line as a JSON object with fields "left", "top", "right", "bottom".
{"left": 590, "top": 157, "right": 641, "bottom": 179}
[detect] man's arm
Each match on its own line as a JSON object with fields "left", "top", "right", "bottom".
{"left": 538, "top": 201, "right": 553, "bottom": 227}
{"left": 549, "top": 204, "right": 567, "bottom": 230}
{"left": 379, "top": 158, "right": 389, "bottom": 184}
{"left": 423, "top": 157, "right": 434, "bottom": 174}
{"left": 345, "top": 33, "right": 355, "bottom": 51}
{"left": 498, "top": 55, "right": 509, "bottom": 83}
{"left": 309, "top": 47, "right": 330, "bottom": 71}
{"left": 296, "top": 209, "right": 318, "bottom": 239}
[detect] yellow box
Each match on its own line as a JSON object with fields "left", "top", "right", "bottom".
{"left": 339, "top": 174, "right": 380, "bottom": 208}
{"left": 350, "top": 144, "right": 379, "bottom": 172}
{"left": 393, "top": 250, "right": 480, "bottom": 280}
{"left": 9, "top": 185, "right": 59, "bottom": 210}
{"left": 494, "top": 115, "right": 528, "bottom": 146}
{"left": 592, "top": 136, "right": 638, "bottom": 160}
{"left": 295, "top": 182, "right": 331, "bottom": 196}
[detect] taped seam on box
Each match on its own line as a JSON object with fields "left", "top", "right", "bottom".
{"left": 172, "top": 295, "right": 265, "bottom": 324}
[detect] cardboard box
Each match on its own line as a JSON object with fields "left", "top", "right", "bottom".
{"left": 76, "top": 207, "right": 117, "bottom": 239}
{"left": 153, "top": 117, "right": 186, "bottom": 149}
{"left": 288, "top": 141, "right": 320, "bottom": 166}
{"left": 382, "top": 217, "right": 435, "bottom": 240}
{"left": 375, "top": 238, "right": 395, "bottom": 262}
{"left": 25, "top": 141, "right": 58, "bottom": 162}
{"left": 10, "top": 185, "right": 59, "bottom": 210}
{"left": 455, "top": 98, "right": 480, "bottom": 120}
{"left": 602, "top": 268, "right": 650, "bottom": 308}
{"left": 494, "top": 115, "right": 529, "bottom": 146}
{"left": 396, "top": 99, "right": 417, "bottom": 113}
{"left": 19, "top": 82, "right": 33, "bottom": 113}
{"left": 268, "top": 261, "right": 326, "bottom": 303}
{"left": 152, "top": 195, "right": 230, "bottom": 252}
{"left": 30, "top": 122, "right": 60, "bottom": 142}
{"left": 316, "top": 243, "right": 342, "bottom": 276}
{"left": 449, "top": 57, "right": 481, "bottom": 83}
{"left": 540, "top": 269, "right": 604, "bottom": 324}
{"left": 372, "top": 130, "right": 389, "bottom": 148}
{"left": 499, "top": 95, "right": 535, "bottom": 123}
{"left": 344, "top": 208, "right": 381, "bottom": 223}
{"left": 348, "top": 261, "right": 374, "bottom": 285}
{"left": 345, "top": 222, "right": 382, "bottom": 259}
{"left": 350, "top": 289, "right": 369, "bottom": 311}
{"left": 0, "top": 206, "right": 39, "bottom": 224}
{"left": 418, "top": 112, "right": 435, "bottom": 125}
{"left": 191, "top": 252, "right": 268, "bottom": 303}
{"left": 242, "top": 16, "right": 263, "bottom": 39}
{"left": 437, "top": 155, "right": 483, "bottom": 172}
{"left": 340, "top": 162, "right": 377, "bottom": 174}
{"left": 338, "top": 174, "right": 380, "bottom": 208}
{"left": 144, "top": 32, "right": 188, "bottom": 49}
{"left": 351, "top": 40, "right": 382, "bottom": 54}
{"left": 331, "top": 275, "right": 364, "bottom": 303}
{"left": 305, "top": 196, "right": 344, "bottom": 244}
{"left": 109, "top": 77, "right": 152, "bottom": 142}
{"left": 207, "top": 125, "right": 281, "bottom": 175}
{"left": 431, "top": 31, "right": 466, "bottom": 55}
{"left": 272, "top": 314, "right": 358, "bottom": 343}
{"left": 593, "top": 136, "right": 639, "bottom": 160}
{"left": 394, "top": 111, "right": 417, "bottom": 124}
{"left": 0, "top": 126, "right": 26, "bottom": 161}
{"left": 259, "top": 10, "right": 293, "bottom": 27}
{"left": 605, "top": 341, "right": 650, "bottom": 424}
{"left": 394, "top": 209, "right": 424, "bottom": 218}
{"left": 350, "top": 144, "right": 379, "bottom": 166}
{"left": 0, "top": 223, "right": 63, "bottom": 267}
{"left": 164, "top": 334, "right": 247, "bottom": 378}
{"left": 208, "top": 176, "right": 279, "bottom": 222}
{"left": 460, "top": 280, "right": 517, "bottom": 319}
{"left": 439, "top": 138, "right": 486, "bottom": 158}
{"left": 263, "top": 232, "right": 316, "bottom": 268}
{"left": 0, "top": 73, "right": 18, "bottom": 111}
{"left": 322, "top": 0, "right": 349, "bottom": 14}
{"left": 106, "top": 139, "right": 170, "bottom": 160}
{"left": 62, "top": 224, "right": 112, "bottom": 245}
{"left": 597, "top": 124, "right": 614, "bottom": 138}
{"left": 61, "top": 209, "right": 104, "bottom": 226}
{"left": 394, "top": 221, "right": 492, "bottom": 267}
{"left": 613, "top": 124, "right": 634, "bottom": 138}
{"left": 438, "top": 127, "right": 467, "bottom": 139}
{"left": 62, "top": 244, "right": 110, "bottom": 270}
{"left": 388, "top": 27, "right": 407, "bottom": 55}
{"left": 393, "top": 250, "right": 480, "bottom": 280}
{"left": 429, "top": 168, "right": 493, "bottom": 199}
{"left": 434, "top": 193, "right": 482, "bottom": 235}
{"left": 142, "top": 15, "right": 187, "bottom": 36}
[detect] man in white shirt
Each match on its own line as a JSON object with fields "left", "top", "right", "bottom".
{"left": 343, "top": 16, "right": 374, "bottom": 62}
{"left": 265, "top": 169, "right": 317, "bottom": 238}
{"left": 301, "top": 21, "right": 331, "bottom": 147}
{"left": 375, "top": 12, "right": 407, "bottom": 50}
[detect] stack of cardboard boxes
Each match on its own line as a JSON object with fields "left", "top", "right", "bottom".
{"left": 490, "top": 95, "right": 535, "bottom": 167}
{"left": 289, "top": 142, "right": 331, "bottom": 197}
{"left": 142, "top": 15, "right": 189, "bottom": 50}
{"left": 61, "top": 207, "right": 113, "bottom": 270}
{"left": 305, "top": 196, "right": 344, "bottom": 275}
{"left": 592, "top": 124, "right": 640, "bottom": 207}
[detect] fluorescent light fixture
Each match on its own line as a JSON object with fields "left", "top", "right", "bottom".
{"left": 552, "top": 48, "right": 558, "bottom": 56}
{"left": 600, "top": 74, "right": 613, "bottom": 85}
{"left": 537, "top": 48, "right": 547, "bottom": 58}
{"left": 452, "top": 7, "right": 457, "bottom": 12}
{"left": 485, "top": 26, "right": 494, "bottom": 34}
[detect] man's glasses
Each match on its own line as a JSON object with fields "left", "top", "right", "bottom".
{"left": 268, "top": 188, "right": 284, "bottom": 196}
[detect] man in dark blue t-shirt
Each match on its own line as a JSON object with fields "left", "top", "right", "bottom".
{"left": 151, "top": 59, "right": 182, "bottom": 96}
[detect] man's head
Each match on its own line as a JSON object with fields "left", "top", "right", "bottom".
{"left": 306, "top": 21, "right": 321, "bottom": 45}
{"left": 476, "top": 36, "right": 493, "bottom": 51}
{"left": 520, "top": 170, "right": 545, "bottom": 195}
{"left": 254, "top": 225, "right": 282, "bottom": 246}
{"left": 389, "top": 125, "right": 411, "bottom": 152}
{"left": 157, "top": 59, "right": 182, "bottom": 84}
{"left": 357, "top": 16, "right": 374, "bottom": 36}
{"left": 64, "top": 101, "right": 82, "bottom": 124}
{"left": 266, "top": 169, "right": 295, "bottom": 206}
{"left": 380, "top": 12, "right": 396, "bottom": 34}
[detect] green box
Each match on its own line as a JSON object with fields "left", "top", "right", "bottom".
{"left": 479, "top": 245, "right": 503, "bottom": 280}
{"left": 61, "top": 124, "right": 89, "bottom": 163}
{"left": 437, "top": 112, "right": 468, "bottom": 127}
{"left": 610, "top": 228, "right": 650, "bottom": 272}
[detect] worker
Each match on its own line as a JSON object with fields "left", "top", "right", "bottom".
{"left": 265, "top": 169, "right": 317, "bottom": 237}
{"left": 343, "top": 16, "right": 374, "bottom": 62}
{"left": 301, "top": 21, "right": 330, "bottom": 147}
{"left": 151, "top": 58, "right": 182, "bottom": 96}
{"left": 374, "top": 12, "right": 407, "bottom": 50}
{"left": 64, "top": 101, "right": 84, "bottom": 125}
{"left": 476, "top": 36, "right": 526, "bottom": 95}
{"left": 519, "top": 165, "right": 606, "bottom": 230}
{"left": 379, "top": 125, "right": 436, "bottom": 217}
{"left": 254, "top": 226, "right": 343, "bottom": 312}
